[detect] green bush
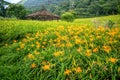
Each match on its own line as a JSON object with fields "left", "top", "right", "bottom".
{"left": 107, "top": 20, "right": 115, "bottom": 28}
{"left": 0, "top": 17, "right": 17, "bottom": 21}
{"left": 0, "top": 16, "right": 4, "bottom": 20}
{"left": 61, "top": 12, "right": 75, "bottom": 22}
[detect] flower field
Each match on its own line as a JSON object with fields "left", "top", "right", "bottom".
{"left": 0, "top": 15, "right": 120, "bottom": 80}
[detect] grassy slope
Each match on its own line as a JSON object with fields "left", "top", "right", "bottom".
{"left": 0, "top": 15, "right": 120, "bottom": 44}
{"left": 0, "top": 15, "right": 120, "bottom": 80}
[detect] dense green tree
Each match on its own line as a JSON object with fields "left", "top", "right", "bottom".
{"left": 74, "top": 0, "right": 119, "bottom": 17}
{"left": 6, "top": 4, "right": 28, "bottom": 19}
{"left": 0, "top": 0, "right": 10, "bottom": 17}
{"left": 117, "top": 0, "right": 120, "bottom": 14}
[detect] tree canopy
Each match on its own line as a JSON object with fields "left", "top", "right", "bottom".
{"left": 6, "top": 4, "right": 28, "bottom": 19}
{"left": 0, "top": 0, "right": 11, "bottom": 17}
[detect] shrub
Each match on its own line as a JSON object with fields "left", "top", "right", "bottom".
{"left": 107, "top": 20, "right": 115, "bottom": 28}
{"left": 0, "top": 17, "right": 17, "bottom": 21}
{"left": 0, "top": 16, "right": 4, "bottom": 20}
{"left": 61, "top": 12, "right": 75, "bottom": 22}
{"left": 92, "top": 19, "right": 115, "bottom": 28}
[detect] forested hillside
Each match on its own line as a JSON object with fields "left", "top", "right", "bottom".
{"left": 15, "top": 0, "right": 120, "bottom": 17}
{"left": 19, "top": 0, "right": 64, "bottom": 13}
